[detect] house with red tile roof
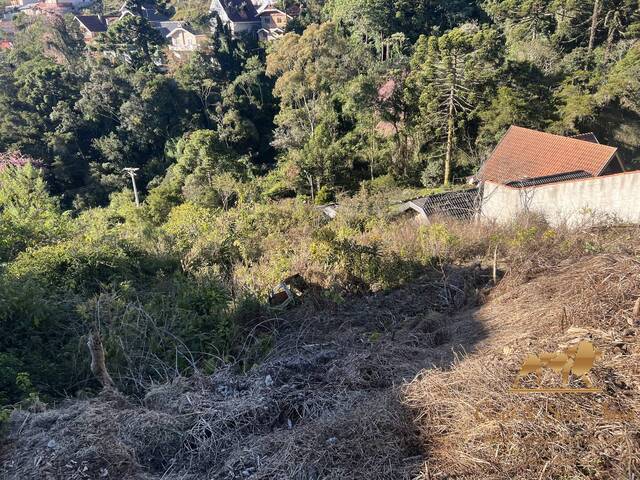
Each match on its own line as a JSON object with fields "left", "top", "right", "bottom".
{"left": 477, "top": 126, "right": 640, "bottom": 226}
{"left": 478, "top": 126, "right": 625, "bottom": 187}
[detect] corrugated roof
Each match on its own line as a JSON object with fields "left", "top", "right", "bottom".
{"left": 505, "top": 170, "right": 593, "bottom": 188}
{"left": 401, "top": 189, "right": 480, "bottom": 221}
{"left": 570, "top": 132, "right": 599, "bottom": 143}
{"left": 478, "top": 126, "right": 618, "bottom": 185}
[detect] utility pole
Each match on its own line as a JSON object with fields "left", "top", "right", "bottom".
{"left": 123, "top": 167, "right": 140, "bottom": 207}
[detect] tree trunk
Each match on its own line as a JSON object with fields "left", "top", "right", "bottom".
{"left": 604, "top": 12, "right": 619, "bottom": 63}
{"left": 307, "top": 174, "right": 315, "bottom": 202}
{"left": 588, "top": 0, "right": 601, "bottom": 52}
{"left": 444, "top": 85, "right": 455, "bottom": 187}
{"left": 370, "top": 124, "right": 376, "bottom": 181}
{"left": 87, "top": 331, "right": 115, "bottom": 390}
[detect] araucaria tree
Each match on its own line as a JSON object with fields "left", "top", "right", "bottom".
{"left": 407, "top": 25, "right": 501, "bottom": 185}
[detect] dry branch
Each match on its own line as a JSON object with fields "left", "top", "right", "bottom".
{"left": 87, "top": 331, "right": 115, "bottom": 390}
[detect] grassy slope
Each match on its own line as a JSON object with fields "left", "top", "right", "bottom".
{"left": 1, "top": 219, "right": 639, "bottom": 479}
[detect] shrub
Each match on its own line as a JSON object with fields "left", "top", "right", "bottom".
{"left": 7, "top": 239, "right": 175, "bottom": 294}
{"left": 314, "top": 185, "right": 335, "bottom": 205}
{"left": 418, "top": 222, "right": 462, "bottom": 262}
{"left": 0, "top": 163, "right": 70, "bottom": 262}
{"left": 421, "top": 161, "right": 444, "bottom": 187}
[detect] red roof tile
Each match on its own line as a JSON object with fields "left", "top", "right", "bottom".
{"left": 478, "top": 126, "right": 618, "bottom": 184}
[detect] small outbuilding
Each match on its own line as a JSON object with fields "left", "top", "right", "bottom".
{"left": 397, "top": 189, "right": 479, "bottom": 224}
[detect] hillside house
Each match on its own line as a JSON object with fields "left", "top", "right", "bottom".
{"left": 477, "top": 126, "right": 625, "bottom": 187}
{"left": 9, "top": 0, "right": 38, "bottom": 7}
{"left": 21, "top": 0, "right": 90, "bottom": 12}
{"left": 165, "top": 24, "right": 208, "bottom": 55}
{"left": 118, "top": 2, "right": 170, "bottom": 22}
{"left": 256, "top": 2, "right": 298, "bottom": 41}
{"left": 25, "top": 2, "right": 74, "bottom": 15}
{"left": 210, "top": 0, "right": 260, "bottom": 37}
{"left": 75, "top": 15, "right": 108, "bottom": 41}
{"left": 115, "top": 4, "right": 206, "bottom": 56}
{"left": 477, "top": 126, "right": 640, "bottom": 225}
{"left": 44, "top": 0, "right": 90, "bottom": 8}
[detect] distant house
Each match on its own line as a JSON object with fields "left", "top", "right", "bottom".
{"left": 75, "top": 15, "right": 108, "bottom": 41}
{"left": 210, "top": 0, "right": 260, "bottom": 37}
{"left": 118, "top": 2, "right": 170, "bottom": 22}
{"left": 256, "top": 3, "right": 297, "bottom": 41}
{"left": 10, "top": 0, "right": 38, "bottom": 7}
{"left": 23, "top": 0, "right": 91, "bottom": 12}
{"left": 115, "top": 3, "right": 206, "bottom": 56}
{"left": 477, "top": 126, "right": 625, "bottom": 187}
{"left": 25, "top": 2, "right": 74, "bottom": 15}
{"left": 165, "top": 24, "right": 208, "bottom": 55}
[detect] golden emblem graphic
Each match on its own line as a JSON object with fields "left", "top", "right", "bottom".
{"left": 509, "top": 341, "right": 602, "bottom": 393}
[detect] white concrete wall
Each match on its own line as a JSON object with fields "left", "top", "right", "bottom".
{"left": 480, "top": 171, "right": 640, "bottom": 227}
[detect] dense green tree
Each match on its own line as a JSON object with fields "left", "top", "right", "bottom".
{"left": 477, "top": 60, "right": 556, "bottom": 148}
{"left": 96, "top": 14, "right": 166, "bottom": 69}
{"left": 145, "top": 129, "right": 251, "bottom": 219}
{"left": 0, "top": 163, "right": 68, "bottom": 262}
{"left": 266, "top": 23, "right": 367, "bottom": 196}
{"left": 598, "top": 45, "right": 640, "bottom": 114}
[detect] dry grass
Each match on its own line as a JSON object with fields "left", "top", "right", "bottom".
{"left": 404, "top": 244, "right": 640, "bottom": 479}
{"left": 3, "top": 216, "right": 640, "bottom": 479}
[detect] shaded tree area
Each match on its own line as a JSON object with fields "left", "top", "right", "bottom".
{"left": 0, "top": 11, "right": 276, "bottom": 208}
{"left": 263, "top": 0, "right": 640, "bottom": 194}
{"left": 1, "top": 0, "right": 639, "bottom": 202}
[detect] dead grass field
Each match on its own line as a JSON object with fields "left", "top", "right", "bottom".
{"left": 405, "top": 242, "right": 640, "bottom": 479}
{"left": 1, "top": 221, "right": 639, "bottom": 479}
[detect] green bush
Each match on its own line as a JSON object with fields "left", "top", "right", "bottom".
{"left": 418, "top": 222, "right": 461, "bottom": 262}
{"left": 7, "top": 239, "right": 176, "bottom": 294}
{"left": 314, "top": 185, "right": 335, "bottom": 205}
{"left": 0, "top": 164, "right": 71, "bottom": 262}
